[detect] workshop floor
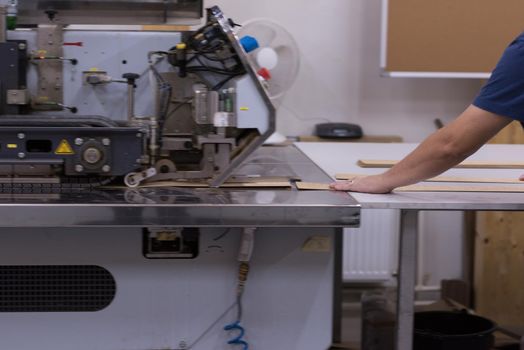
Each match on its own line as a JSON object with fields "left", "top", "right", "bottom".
{"left": 341, "top": 301, "right": 361, "bottom": 347}
{"left": 339, "top": 288, "right": 364, "bottom": 349}
{"left": 339, "top": 288, "right": 522, "bottom": 350}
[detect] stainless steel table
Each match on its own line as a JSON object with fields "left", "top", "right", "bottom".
{"left": 297, "top": 141, "right": 524, "bottom": 350}
{"left": 0, "top": 145, "right": 360, "bottom": 228}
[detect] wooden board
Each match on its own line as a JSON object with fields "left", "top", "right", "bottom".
{"left": 141, "top": 180, "right": 291, "bottom": 189}
{"left": 395, "top": 184, "right": 524, "bottom": 193}
{"left": 358, "top": 159, "right": 524, "bottom": 169}
{"left": 336, "top": 173, "right": 524, "bottom": 184}
{"left": 106, "top": 176, "right": 295, "bottom": 189}
{"left": 296, "top": 181, "right": 524, "bottom": 193}
{"left": 295, "top": 182, "right": 331, "bottom": 191}
{"left": 297, "top": 135, "right": 403, "bottom": 143}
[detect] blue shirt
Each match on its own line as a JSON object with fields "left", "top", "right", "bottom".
{"left": 473, "top": 32, "right": 524, "bottom": 121}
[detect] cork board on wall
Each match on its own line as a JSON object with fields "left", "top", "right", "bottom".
{"left": 385, "top": 0, "right": 524, "bottom": 73}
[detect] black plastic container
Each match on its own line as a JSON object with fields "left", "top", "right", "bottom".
{"left": 414, "top": 311, "right": 497, "bottom": 350}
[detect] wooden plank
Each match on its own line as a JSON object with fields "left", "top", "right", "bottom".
{"left": 298, "top": 135, "right": 403, "bottom": 143}
{"left": 106, "top": 176, "right": 294, "bottom": 189}
{"left": 395, "top": 184, "right": 524, "bottom": 193}
{"left": 141, "top": 181, "right": 291, "bottom": 189}
{"left": 336, "top": 173, "right": 524, "bottom": 184}
{"left": 296, "top": 181, "right": 524, "bottom": 193}
{"left": 357, "top": 159, "right": 524, "bottom": 169}
{"left": 295, "top": 182, "right": 331, "bottom": 190}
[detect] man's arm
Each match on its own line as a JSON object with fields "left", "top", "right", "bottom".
{"left": 330, "top": 105, "right": 513, "bottom": 193}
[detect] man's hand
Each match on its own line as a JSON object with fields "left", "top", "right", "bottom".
{"left": 329, "top": 174, "right": 394, "bottom": 194}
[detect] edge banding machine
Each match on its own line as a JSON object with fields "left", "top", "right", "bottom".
{"left": 0, "top": 3, "right": 362, "bottom": 350}
{"left": 0, "top": 1, "right": 275, "bottom": 189}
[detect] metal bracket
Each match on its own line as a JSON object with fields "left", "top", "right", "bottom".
{"left": 34, "top": 24, "right": 64, "bottom": 110}
{"left": 124, "top": 167, "right": 158, "bottom": 188}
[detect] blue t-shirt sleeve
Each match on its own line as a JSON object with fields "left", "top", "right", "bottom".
{"left": 473, "top": 33, "right": 524, "bottom": 122}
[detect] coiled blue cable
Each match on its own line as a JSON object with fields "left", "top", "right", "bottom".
{"left": 224, "top": 321, "right": 249, "bottom": 350}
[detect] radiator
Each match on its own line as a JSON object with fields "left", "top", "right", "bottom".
{"left": 343, "top": 209, "right": 399, "bottom": 282}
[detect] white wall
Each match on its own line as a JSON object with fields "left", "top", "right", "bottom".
{"left": 207, "top": 0, "right": 482, "bottom": 142}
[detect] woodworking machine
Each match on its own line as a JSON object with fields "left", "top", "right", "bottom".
{"left": 0, "top": 1, "right": 275, "bottom": 189}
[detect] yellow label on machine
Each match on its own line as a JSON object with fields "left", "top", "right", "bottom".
{"left": 55, "top": 140, "right": 74, "bottom": 155}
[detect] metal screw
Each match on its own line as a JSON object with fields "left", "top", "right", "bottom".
{"left": 102, "top": 165, "right": 111, "bottom": 173}
{"left": 102, "top": 138, "right": 111, "bottom": 146}
{"left": 136, "top": 133, "right": 142, "bottom": 138}
{"left": 18, "top": 152, "right": 25, "bottom": 159}
{"left": 178, "top": 341, "right": 187, "bottom": 349}
{"left": 74, "top": 138, "right": 83, "bottom": 146}
{"left": 75, "top": 164, "right": 84, "bottom": 172}
{"left": 17, "top": 133, "right": 25, "bottom": 140}
{"left": 18, "top": 43, "right": 26, "bottom": 50}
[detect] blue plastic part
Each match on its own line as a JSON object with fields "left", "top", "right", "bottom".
{"left": 239, "top": 36, "right": 259, "bottom": 53}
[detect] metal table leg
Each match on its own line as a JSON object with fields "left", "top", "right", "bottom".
{"left": 395, "top": 210, "right": 419, "bottom": 350}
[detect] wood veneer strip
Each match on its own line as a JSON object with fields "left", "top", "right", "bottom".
{"left": 395, "top": 184, "right": 524, "bottom": 193}
{"left": 336, "top": 173, "right": 524, "bottom": 184}
{"left": 357, "top": 159, "right": 524, "bottom": 169}
{"left": 295, "top": 182, "right": 331, "bottom": 190}
{"left": 141, "top": 181, "right": 291, "bottom": 188}
{"left": 295, "top": 181, "right": 524, "bottom": 193}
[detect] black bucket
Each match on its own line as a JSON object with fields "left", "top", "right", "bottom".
{"left": 414, "top": 311, "right": 497, "bottom": 350}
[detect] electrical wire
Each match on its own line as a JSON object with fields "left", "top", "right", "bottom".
{"left": 212, "top": 74, "right": 242, "bottom": 91}
{"left": 280, "top": 103, "right": 332, "bottom": 123}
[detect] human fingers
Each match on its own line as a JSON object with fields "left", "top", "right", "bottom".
{"left": 329, "top": 180, "right": 353, "bottom": 191}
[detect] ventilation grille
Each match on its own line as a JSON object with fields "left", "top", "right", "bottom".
{"left": 0, "top": 265, "right": 116, "bottom": 312}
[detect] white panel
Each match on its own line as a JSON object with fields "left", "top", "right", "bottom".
{"left": 0, "top": 227, "right": 334, "bottom": 350}
{"left": 234, "top": 75, "right": 270, "bottom": 133}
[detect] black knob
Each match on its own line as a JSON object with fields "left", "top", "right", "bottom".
{"left": 122, "top": 73, "right": 140, "bottom": 85}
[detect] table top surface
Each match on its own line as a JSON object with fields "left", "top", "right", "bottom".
{"left": 297, "top": 142, "right": 524, "bottom": 210}
{"left": 0, "top": 145, "right": 360, "bottom": 227}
